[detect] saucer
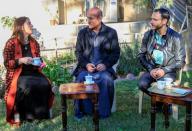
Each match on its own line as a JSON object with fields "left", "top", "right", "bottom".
{"left": 85, "top": 85, "right": 94, "bottom": 91}
{"left": 84, "top": 81, "right": 94, "bottom": 85}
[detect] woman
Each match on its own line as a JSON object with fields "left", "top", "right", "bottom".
{"left": 3, "top": 17, "right": 54, "bottom": 125}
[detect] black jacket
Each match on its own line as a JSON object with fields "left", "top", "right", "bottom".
{"left": 73, "top": 23, "right": 120, "bottom": 79}
{"left": 138, "top": 27, "right": 186, "bottom": 74}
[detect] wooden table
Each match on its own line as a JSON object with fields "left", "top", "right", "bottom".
{"left": 149, "top": 87, "right": 192, "bottom": 131}
{"left": 59, "top": 83, "right": 99, "bottom": 131}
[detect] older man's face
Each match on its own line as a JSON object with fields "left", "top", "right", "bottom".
{"left": 87, "top": 10, "right": 102, "bottom": 29}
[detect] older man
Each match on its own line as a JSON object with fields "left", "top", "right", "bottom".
{"left": 138, "top": 8, "right": 186, "bottom": 96}
{"left": 73, "top": 7, "right": 120, "bottom": 119}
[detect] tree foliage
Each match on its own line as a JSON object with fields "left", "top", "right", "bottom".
{"left": 0, "top": 16, "right": 16, "bottom": 29}
{"left": 155, "top": 0, "right": 173, "bottom": 8}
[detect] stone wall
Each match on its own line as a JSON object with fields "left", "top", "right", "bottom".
{"left": 118, "top": 0, "right": 152, "bottom": 22}
{"left": 58, "top": 0, "right": 152, "bottom": 24}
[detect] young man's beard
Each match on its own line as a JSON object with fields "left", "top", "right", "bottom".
{"left": 155, "top": 24, "right": 164, "bottom": 31}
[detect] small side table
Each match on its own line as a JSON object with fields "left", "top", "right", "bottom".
{"left": 148, "top": 86, "right": 192, "bottom": 131}
{"left": 59, "top": 83, "right": 100, "bottom": 131}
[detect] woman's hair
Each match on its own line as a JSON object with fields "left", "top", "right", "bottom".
{"left": 12, "top": 16, "right": 31, "bottom": 44}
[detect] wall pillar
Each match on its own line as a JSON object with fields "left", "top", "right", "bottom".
{"left": 109, "top": 0, "right": 118, "bottom": 22}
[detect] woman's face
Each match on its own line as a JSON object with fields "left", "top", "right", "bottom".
{"left": 22, "top": 19, "right": 33, "bottom": 35}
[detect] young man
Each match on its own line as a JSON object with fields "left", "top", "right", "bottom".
{"left": 138, "top": 8, "right": 186, "bottom": 95}
{"left": 73, "top": 7, "right": 120, "bottom": 119}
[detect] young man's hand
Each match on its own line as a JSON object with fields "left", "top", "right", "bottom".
{"left": 150, "top": 68, "right": 165, "bottom": 79}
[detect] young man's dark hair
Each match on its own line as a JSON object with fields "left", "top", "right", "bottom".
{"left": 154, "top": 8, "right": 170, "bottom": 23}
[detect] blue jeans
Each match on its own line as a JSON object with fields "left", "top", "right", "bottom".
{"left": 74, "top": 71, "right": 114, "bottom": 118}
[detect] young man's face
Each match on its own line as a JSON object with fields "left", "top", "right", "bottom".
{"left": 150, "top": 12, "right": 167, "bottom": 30}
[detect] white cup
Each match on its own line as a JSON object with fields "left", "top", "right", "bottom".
{"left": 85, "top": 75, "right": 93, "bottom": 84}
{"left": 164, "top": 78, "right": 173, "bottom": 89}
{"left": 157, "top": 80, "right": 166, "bottom": 90}
{"left": 32, "top": 57, "right": 42, "bottom": 66}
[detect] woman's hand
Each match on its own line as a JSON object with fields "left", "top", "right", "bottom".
{"left": 19, "top": 57, "right": 33, "bottom": 65}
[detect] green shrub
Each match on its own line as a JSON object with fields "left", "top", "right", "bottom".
{"left": 181, "top": 71, "right": 192, "bottom": 87}
{"left": 46, "top": 52, "right": 76, "bottom": 67}
{"left": 42, "top": 58, "right": 73, "bottom": 86}
{"left": 56, "top": 52, "right": 76, "bottom": 66}
{"left": 0, "top": 65, "right": 6, "bottom": 99}
{"left": 117, "top": 42, "right": 144, "bottom": 76}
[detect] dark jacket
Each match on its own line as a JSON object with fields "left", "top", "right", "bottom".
{"left": 138, "top": 27, "right": 186, "bottom": 74}
{"left": 73, "top": 23, "right": 120, "bottom": 79}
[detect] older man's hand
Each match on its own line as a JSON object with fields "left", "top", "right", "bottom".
{"left": 86, "top": 63, "right": 96, "bottom": 73}
{"left": 96, "top": 64, "right": 106, "bottom": 71}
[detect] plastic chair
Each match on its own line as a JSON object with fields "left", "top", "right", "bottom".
{"left": 111, "top": 61, "right": 119, "bottom": 112}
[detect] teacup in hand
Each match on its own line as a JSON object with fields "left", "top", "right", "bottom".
{"left": 32, "top": 57, "right": 42, "bottom": 66}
